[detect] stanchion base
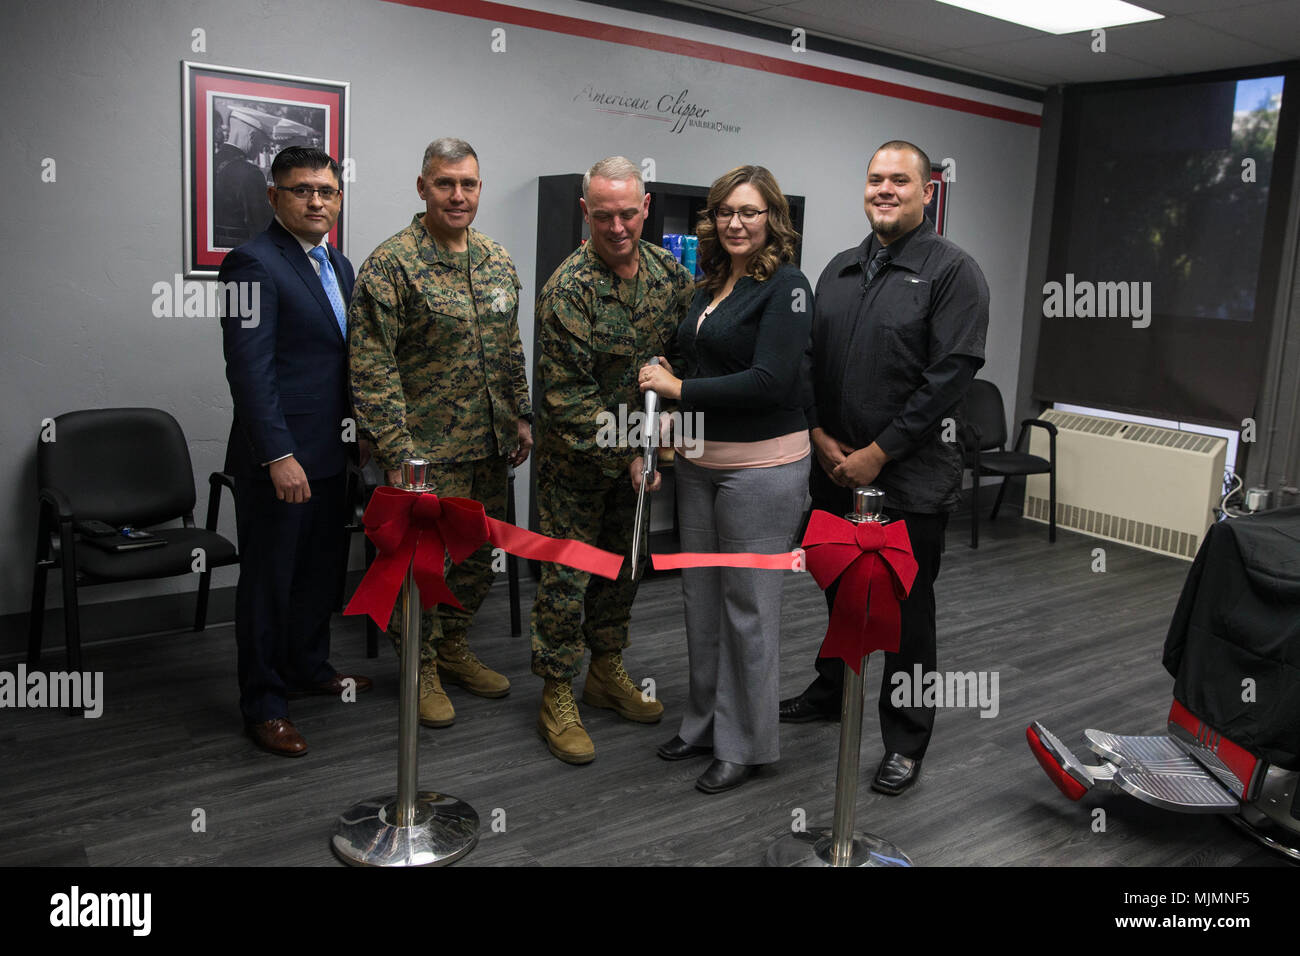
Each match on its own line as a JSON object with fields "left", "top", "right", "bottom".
{"left": 765, "top": 828, "right": 913, "bottom": 867}
{"left": 332, "top": 792, "right": 479, "bottom": 867}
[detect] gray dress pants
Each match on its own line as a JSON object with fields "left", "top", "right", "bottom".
{"left": 674, "top": 454, "right": 811, "bottom": 764}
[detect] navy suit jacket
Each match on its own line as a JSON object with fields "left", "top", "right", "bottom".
{"left": 220, "top": 218, "right": 355, "bottom": 482}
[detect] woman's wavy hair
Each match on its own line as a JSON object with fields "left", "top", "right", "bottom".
{"left": 695, "top": 165, "right": 799, "bottom": 294}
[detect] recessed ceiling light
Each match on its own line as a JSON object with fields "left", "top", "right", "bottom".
{"left": 934, "top": 0, "right": 1163, "bottom": 35}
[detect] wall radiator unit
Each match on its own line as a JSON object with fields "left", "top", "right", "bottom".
{"left": 1024, "top": 411, "right": 1226, "bottom": 560}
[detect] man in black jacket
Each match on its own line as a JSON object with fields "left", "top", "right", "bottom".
{"left": 780, "top": 141, "right": 989, "bottom": 795}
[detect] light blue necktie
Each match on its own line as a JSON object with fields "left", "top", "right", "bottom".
{"left": 308, "top": 245, "right": 347, "bottom": 338}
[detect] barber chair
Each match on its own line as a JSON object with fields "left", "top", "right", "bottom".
{"left": 1027, "top": 505, "right": 1300, "bottom": 860}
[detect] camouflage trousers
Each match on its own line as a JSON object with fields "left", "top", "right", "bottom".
{"left": 385, "top": 456, "right": 509, "bottom": 663}
{"left": 530, "top": 453, "right": 642, "bottom": 681}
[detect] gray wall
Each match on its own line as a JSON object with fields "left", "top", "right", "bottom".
{"left": 0, "top": 0, "right": 1041, "bottom": 616}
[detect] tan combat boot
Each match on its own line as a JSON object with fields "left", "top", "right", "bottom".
{"left": 419, "top": 660, "right": 455, "bottom": 728}
{"left": 583, "top": 652, "right": 663, "bottom": 723}
{"left": 437, "top": 636, "right": 510, "bottom": 698}
{"left": 537, "top": 678, "right": 595, "bottom": 764}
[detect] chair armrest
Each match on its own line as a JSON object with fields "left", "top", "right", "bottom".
{"left": 1022, "top": 418, "right": 1058, "bottom": 437}
{"left": 38, "top": 487, "right": 75, "bottom": 523}
{"left": 205, "top": 472, "right": 236, "bottom": 532}
{"left": 344, "top": 460, "right": 375, "bottom": 527}
{"left": 1013, "top": 419, "right": 1058, "bottom": 457}
{"left": 959, "top": 420, "right": 983, "bottom": 458}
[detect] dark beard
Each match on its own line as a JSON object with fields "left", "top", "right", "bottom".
{"left": 869, "top": 215, "right": 902, "bottom": 241}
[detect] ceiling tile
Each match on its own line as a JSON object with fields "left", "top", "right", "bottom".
{"left": 1140, "top": 0, "right": 1262, "bottom": 13}
{"left": 1186, "top": 0, "right": 1300, "bottom": 57}
{"left": 1097, "top": 14, "right": 1292, "bottom": 70}
{"left": 678, "top": 0, "right": 784, "bottom": 13}
{"left": 783, "top": 0, "right": 1042, "bottom": 47}
{"left": 925, "top": 48, "right": 1063, "bottom": 87}
{"left": 959, "top": 33, "right": 1169, "bottom": 83}
{"left": 654, "top": 0, "right": 1300, "bottom": 85}
{"left": 771, "top": 8, "right": 953, "bottom": 54}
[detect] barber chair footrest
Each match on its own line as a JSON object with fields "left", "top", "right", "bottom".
{"left": 1083, "top": 729, "right": 1239, "bottom": 813}
{"left": 1027, "top": 721, "right": 1111, "bottom": 800}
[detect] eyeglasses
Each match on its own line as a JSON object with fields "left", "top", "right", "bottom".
{"left": 276, "top": 185, "right": 342, "bottom": 201}
{"left": 714, "top": 206, "right": 768, "bottom": 225}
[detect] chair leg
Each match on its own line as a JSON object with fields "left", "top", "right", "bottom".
{"left": 336, "top": 527, "right": 351, "bottom": 614}
{"left": 991, "top": 476, "right": 1010, "bottom": 520}
{"left": 1048, "top": 464, "right": 1057, "bottom": 543}
{"left": 970, "top": 464, "right": 980, "bottom": 549}
{"left": 508, "top": 555, "right": 521, "bottom": 637}
{"left": 28, "top": 508, "right": 52, "bottom": 666}
{"left": 506, "top": 471, "right": 521, "bottom": 637}
{"left": 59, "top": 562, "right": 83, "bottom": 675}
{"left": 27, "top": 564, "right": 49, "bottom": 667}
{"left": 195, "top": 567, "right": 212, "bottom": 631}
{"left": 364, "top": 537, "right": 378, "bottom": 659}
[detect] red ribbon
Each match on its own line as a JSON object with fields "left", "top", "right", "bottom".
{"left": 344, "top": 487, "right": 624, "bottom": 631}
{"left": 651, "top": 551, "right": 801, "bottom": 571}
{"left": 801, "top": 510, "right": 918, "bottom": 674}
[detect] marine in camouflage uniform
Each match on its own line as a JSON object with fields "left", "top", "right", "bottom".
{"left": 349, "top": 209, "right": 531, "bottom": 715}
{"left": 531, "top": 238, "right": 693, "bottom": 681}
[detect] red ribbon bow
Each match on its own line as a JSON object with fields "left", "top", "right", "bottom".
{"left": 344, "top": 487, "right": 623, "bottom": 631}
{"left": 800, "top": 510, "right": 918, "bottom": 674}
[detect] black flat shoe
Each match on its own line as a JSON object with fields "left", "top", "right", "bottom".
{"left": 779, "top": 695, "right": 839, "bottom": 723}
{"left": 871, "top": 752, "right": 921, "bottom": 795}
{"left": 657, "top": 735, "right": 712, "bottom": 761}
{"left": 695, "top": 759, "right": 755, "bottom": 794}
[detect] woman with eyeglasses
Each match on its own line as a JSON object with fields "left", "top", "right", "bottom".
{"left": 637, "top": 165, "right": 813, "bottom": 794}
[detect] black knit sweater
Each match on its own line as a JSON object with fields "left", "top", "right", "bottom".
{"left": 676, "top": 262, "right": 813, "bottom": 443}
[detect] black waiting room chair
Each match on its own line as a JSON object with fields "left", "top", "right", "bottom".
{"left": 960, "top": 380, "right": 1057, "bottom": 549}
{"left": 27, "top": 408, "right": 239, "bottom": 671}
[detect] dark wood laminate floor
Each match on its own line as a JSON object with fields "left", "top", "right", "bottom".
{"left": 0, "top": 515, "right": 1286, "bottom": 867}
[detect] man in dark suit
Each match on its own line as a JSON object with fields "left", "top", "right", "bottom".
{"left": 219, "top": 146, "right": 371, "bottom": 757}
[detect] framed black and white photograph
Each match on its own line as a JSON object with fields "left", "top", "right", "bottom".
{"left": 182, "top": 61, "right": 349, "bottom": 277}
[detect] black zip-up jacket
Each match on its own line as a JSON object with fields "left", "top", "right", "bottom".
{"left": 809, "top": 220, "right": 988, "bottom": 512}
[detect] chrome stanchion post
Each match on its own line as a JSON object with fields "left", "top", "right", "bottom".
{"left": 829, "top": 653, "right": 867, "bottom": 866}
{"left": 766, "top": 486, "right": 913, "bottom": 867}
{"left": 395, "top": 459, "right": 427, "bottom": 829}
{"left": 332, "top": 459, "right": 479, "bottom": 866}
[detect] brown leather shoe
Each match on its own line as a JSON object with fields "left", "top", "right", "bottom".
{"left": 246, "top": 718, "right": 308, "bottom": 757}
{"left": 291, "top": 673, "right": 374, "bottom": 698}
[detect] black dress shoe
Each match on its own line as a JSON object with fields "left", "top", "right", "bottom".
{"left": 657, "top": 735, "right": 712, "bottom": 761}
{"left": 289, "top": 673, "right": 374, "bottom": 698}
{"left": 695, "top": 759, "right": 755, "bottom": 794}
{"left": 779, "top": 695, "right": 839, "bottom": 723}
{"left": 871, "top": 753, "right": 921, "bottom": 795}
